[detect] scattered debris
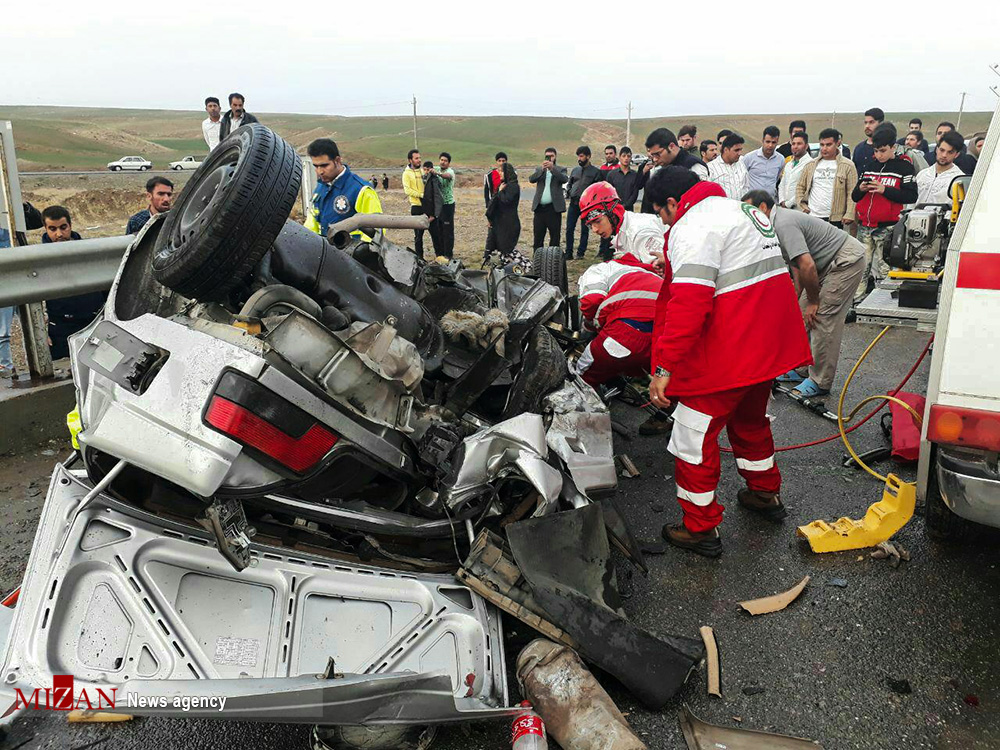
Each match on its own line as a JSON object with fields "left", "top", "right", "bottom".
{"left": 826, "top": 578, "right": 849, "bottom": 588}
{"left": 639, "top": 540, "right": 668, "bottom": 555}
{"left": 870, "top": 541, "right": 911, "bottom": 568}
{"left": 796, "top": 474, "right": 916, "bottom": 553}
{"left": 742, "top": 684, "right": 766, "bottom": 696}
{"left": 678, "top": 704, "right": 825, "bottom": 749}
{"left": 964, "top": 694, "right": 980, "bottom": 707}
{"left": 67, "top": 710, "right": 133, "bottom": 723}
{"left": 886, "top": 678, "right": 912, "bottom": 695}
{"left": 739, "top": 575, "right": 810, "bottom": 616}
{"left": 616, "top": 454, "right": 641, "bottom": 478}
{"left": 699, "top": 626, "right": 721, "bottom": 698}
{"left": 649, "top": 502, "right": 667, "bottom": 513}
{"left": 517, "top": 639, "right": 648, "bottom": 750}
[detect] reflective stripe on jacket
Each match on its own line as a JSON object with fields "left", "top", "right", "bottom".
{"left": 652, "top": 183, "right": 811, "bottom": 397}
{"left": 306, "top": 165, "right": 382, "bottom": 238}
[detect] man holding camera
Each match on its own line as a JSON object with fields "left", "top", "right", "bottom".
{"left": 851, "top": 125, "right": 918, "bottom": 304}
{"left": 528, "top": 147, "right": 568, "bottom": 249}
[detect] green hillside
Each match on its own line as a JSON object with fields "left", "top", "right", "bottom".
{"left": 0, "top": 105, "right": 992, "bottom": 171}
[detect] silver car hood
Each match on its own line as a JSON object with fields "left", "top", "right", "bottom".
{"left": 0, "top": 465, "right": 511, "bottom": 724}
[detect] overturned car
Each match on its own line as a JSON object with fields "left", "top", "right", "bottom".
{"left": 1, "top": 125, "right": 701, "bottom": 736}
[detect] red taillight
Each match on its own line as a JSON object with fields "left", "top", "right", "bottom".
{"left": 927, "top": 403, "right": 1000, "bottom": 453}
{"left": 2, "top": 587, "right": 19, "bottom": 608}
{"left": 205, "top": 395, "right": 337, "bottom": 473}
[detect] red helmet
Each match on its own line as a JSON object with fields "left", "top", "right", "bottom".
{"left": 580, "top": 182, "right": 625, "bottom": 228}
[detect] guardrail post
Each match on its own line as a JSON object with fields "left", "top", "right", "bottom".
{"left": 1, "top": 120, "right": 57, "bottom": 381}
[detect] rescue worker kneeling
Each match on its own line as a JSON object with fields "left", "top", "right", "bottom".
{"left": 646, "top": 167, "right": 812, "bottom": 558}
{"left": 576, "top": 183, "right": 673, "bottom": 434}
{"left": 306, "top": 138, "right": 382, "bottom": 239}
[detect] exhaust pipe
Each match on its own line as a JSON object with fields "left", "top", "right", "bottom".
{"left": 327, "top": 213, "right": 430, "bottom": 241}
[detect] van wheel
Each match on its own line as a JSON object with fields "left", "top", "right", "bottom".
{"left": 924, "top": 449, "right": 975, "bottom": 542}
{"left": 151, "top": 124, "right": 301, "bottom": 301}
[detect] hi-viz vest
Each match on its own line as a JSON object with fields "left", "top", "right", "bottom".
{"left": 306, "top": 165, "right": 381, "bottom": 237}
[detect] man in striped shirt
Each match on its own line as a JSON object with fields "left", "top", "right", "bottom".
{"left": 707, "top": 134, "right": 749, "bottom": 199}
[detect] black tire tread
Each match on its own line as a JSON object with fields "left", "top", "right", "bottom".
{"left": 501, "top": 327, "right": 568, "bottom": 419}
{"left": 152, "top": 125, "right": 301, "bottom": 301}
{"left": 532, "top": 246, "right": 568, "bottom": 294}
{"left": 924, "top": 450, "right": 975, "bottom": 542}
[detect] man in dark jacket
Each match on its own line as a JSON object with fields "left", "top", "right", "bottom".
{"left": 41, "top": 206, "right": 106, "bottom": 360}
{"left": 528, "top": 146, "right": 568, "bottom": 249}
{"left": 851, "top": 124, "right": 918, "bottom": 304}
{"left": 565, "top": 146, "right": 605, "bottom": 259}
{"left": 421, "top": 161, "right": 445, "bottom": 256}
{"left": 218, "top": 92, "right": 260, "bottom": 141}
{"left": 640, "top": 128, "right": 709, "bottom": 214}
{"left": 126, "top": 176, "right": 173, "bottom": 234}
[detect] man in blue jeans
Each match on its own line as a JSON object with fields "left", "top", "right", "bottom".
{"left": 565, "top": 146, "right": 604, "bottom": 259}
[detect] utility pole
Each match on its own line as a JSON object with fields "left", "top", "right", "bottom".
{"left": 412, "top": 95, "right": 418, "bottom": 150}
{"left": 831, "top": 110, "right": 836, "bottom": 128}
{"left": 957, "top": 92, "right": 968, "bottom": 131}
{"left": 625, "top": 101, "right": 632, "bottom": 149}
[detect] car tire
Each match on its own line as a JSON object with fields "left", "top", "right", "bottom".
{"left": 140, "top": 165, "right": 149, "bottom": 171}
{"left": 924, "top": 448, "right": 975, "bottom": 542}
{"left": 501, "top": 326, "right": 568, "bottom": 419}
{"left": 151, "top": 124, "right": 301, "bottom": 301}
{"left": 112, "top": 166, "right": 122, "bottom": 172}
{"left": 532, "top": 246, "right": 569, "bottom": 295}
{"left": 172, "top": 165, "right": 182, "bottom": 171}
{"left": 312, "top": 724, "right": 437, "bottom": 750}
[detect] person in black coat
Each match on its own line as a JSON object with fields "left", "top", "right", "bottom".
{"left": 421, "top": 161, "right": 445, "bottom": 256}
{"left": 485, "top": 162, "right": 521, "bottom": 263}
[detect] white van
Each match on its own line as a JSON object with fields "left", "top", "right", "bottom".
{"left": 918, "top": 101, "right": 1000, "bottom": 539}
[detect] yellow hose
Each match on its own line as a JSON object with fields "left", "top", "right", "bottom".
{"left": 837, "top": 326, "right": 923, "bottom": 483}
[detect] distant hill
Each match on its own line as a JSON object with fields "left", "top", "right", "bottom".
{"left": 0, "top": 105, "right": 992, "bottom": 171}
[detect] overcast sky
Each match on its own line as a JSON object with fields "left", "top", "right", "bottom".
{"left": 4, "top": 0, "right": 999, "bottom": 118}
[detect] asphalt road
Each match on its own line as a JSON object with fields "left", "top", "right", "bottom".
{"left": 1, "top": 323, "right": 998, "bottom": 750}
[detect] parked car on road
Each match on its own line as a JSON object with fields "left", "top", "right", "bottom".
{"left": 107, "top": 156, "right": 152, "bottom": 172}
{"left": 168, "top": 155, "right": 202, "bottom": 171}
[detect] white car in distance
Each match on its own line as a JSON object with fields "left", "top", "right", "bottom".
{"left": 169, "top": 155, "right": 203, "bottom": 171}
{"left": 107, "top": 156, "right": 153, "bottom": 172}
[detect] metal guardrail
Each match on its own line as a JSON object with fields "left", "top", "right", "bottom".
{"left": 0, "top": 235, "right": 133, "bottom": 307}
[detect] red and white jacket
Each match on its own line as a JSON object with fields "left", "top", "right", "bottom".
{"left": 578, "top": 253, "right": 662, "bottom": 330}
{"left": 610, "top": 211, "right": 667, "bottom": 265}
{"left": 652, "top": 182, "right": 811, "bottom": 397}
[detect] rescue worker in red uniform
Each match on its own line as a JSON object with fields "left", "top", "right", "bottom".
{"left": 645, "top": 167, "right": 812, "bottom": 558}
{"left": 574, "top": 183, "right": 664, "bottom": 389}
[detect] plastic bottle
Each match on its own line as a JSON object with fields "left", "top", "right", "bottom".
{"left": 511, "top": 700, "right": 548, "bottom": 750}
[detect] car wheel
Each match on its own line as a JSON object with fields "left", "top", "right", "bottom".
{"left": 925, "top": 448, "right": 976, "bottom": 542}
{"left": 532, "top": 246, "right": 569, "bottom": 294}
{"left": 501, "top": 326, "right": 569, "bottom": 419}
{"left": 172, "top": 165, "right": 182, "bottom": 171}
{"left": 140, "top": 165, "right": 149, "bottom": 171}
{"left": 151, "top": 124, "right": 301, "bottom": 301}
{"left": 112, "top": 165, "right": 122, "bottom": 172}
{"left": 312, "top": 724, "right": 437, "bottom": 750}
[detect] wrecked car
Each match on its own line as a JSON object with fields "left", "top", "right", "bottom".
{"left": 1, "top": 125, "right": 702, "bottom": 734}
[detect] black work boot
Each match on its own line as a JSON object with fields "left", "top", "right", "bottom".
{"left": 737, "top": 488, "right": 787, "bottom": 522}
{"left": 638, "top": 412, "right": 673, "bottom": 435}
{"left": 661, "top": 523, "right": 722, "bottom": 558}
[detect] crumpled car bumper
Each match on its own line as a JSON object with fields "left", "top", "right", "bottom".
{"left": 0, "top": 464, "right": 513, "bottom": 724}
